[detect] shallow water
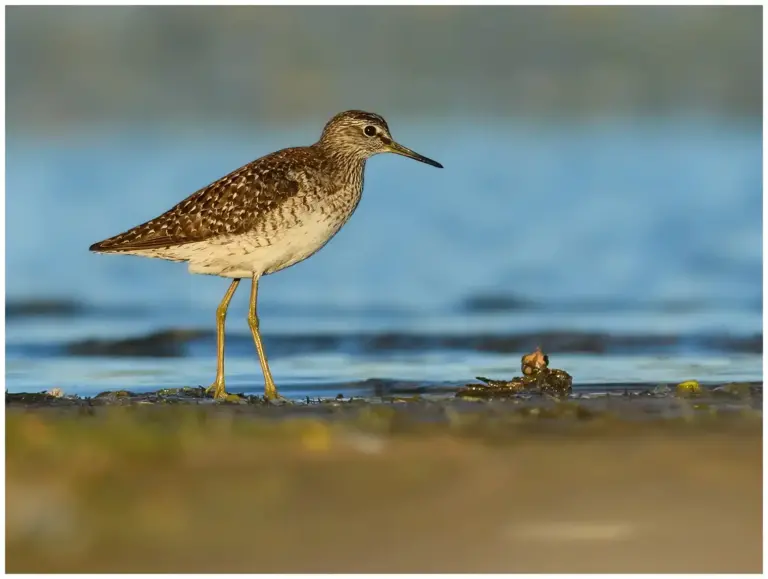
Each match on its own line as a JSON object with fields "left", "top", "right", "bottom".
{"left": 5, "top": 118, "right": 762, "bottom": 398}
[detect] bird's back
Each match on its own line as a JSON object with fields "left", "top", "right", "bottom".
{"left": 89, "top": 146, "right": 327, "bottom": 254}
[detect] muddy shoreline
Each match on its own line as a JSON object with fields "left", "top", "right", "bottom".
{"left": 6, "top": 398, "right": 762, "bottom": 573}
{"left": 7, "top": 378, "right": 762, "bottom": 416}
{"left": 7, "top": 352, "right": 763, "bottom": 572}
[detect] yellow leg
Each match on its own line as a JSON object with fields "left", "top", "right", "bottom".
{"left": 247, "top": 275, "right": 280, "bottom": 400}
{"left": 206, "top": 279, "right": 240, "bottom": 399}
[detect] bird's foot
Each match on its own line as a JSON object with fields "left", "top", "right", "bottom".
{"left": 264, "top": 381, "right": 287, "bottom": 403}
{"left": 205, "top": 378, "right": 228, "bottom": 400}
{"left": 206, "top": 382, "right": 246, "bottom": 403}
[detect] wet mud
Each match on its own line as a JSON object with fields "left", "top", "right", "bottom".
{"left": 6, "top": 379, "right": 763, "bottom": 423}
{"left": 5, "top": 399, "right": 762, "bottom": 573}
{"left": 6, "top": 337, "right": 763, "bottom": 573}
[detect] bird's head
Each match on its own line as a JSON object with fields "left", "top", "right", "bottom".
{"left": 318, "top": 110, "right": 443, "bottom": 168}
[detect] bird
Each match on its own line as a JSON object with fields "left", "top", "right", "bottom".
{"left": 89, "top": 110, "right": 443, "bottom": 400}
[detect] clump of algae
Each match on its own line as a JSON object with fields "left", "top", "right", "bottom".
{"left": 456, "top": 347, "right": 573, "bottom": 399}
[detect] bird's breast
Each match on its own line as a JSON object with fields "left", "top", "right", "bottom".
{"left": 256, "top": 183, "right": 363, "bottom": 273}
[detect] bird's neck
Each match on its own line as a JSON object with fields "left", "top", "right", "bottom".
{"left": 314, "top": 142, "right": 367, "bottom": 184}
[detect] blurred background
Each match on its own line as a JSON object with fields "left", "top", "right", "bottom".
{"left": 5, "top": 6, "right": 763, "bottom": 397}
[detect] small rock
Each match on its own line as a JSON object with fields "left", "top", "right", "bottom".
{"left": 521, "top": 347, "right": 549, "bottom": 376}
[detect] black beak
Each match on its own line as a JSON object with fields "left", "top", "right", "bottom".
{"left": 388, "top": 141, "right": 443, "bottom": 168}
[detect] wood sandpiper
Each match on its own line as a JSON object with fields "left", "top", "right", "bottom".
{"left": 89, "top": 110, "right": 443, "bottom": 400}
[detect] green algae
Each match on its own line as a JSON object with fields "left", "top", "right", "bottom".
{"left": 675, "top": 380, "right": 702, "bottom": 398}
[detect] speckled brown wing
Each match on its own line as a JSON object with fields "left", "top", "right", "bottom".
{"left": 89, "top": 147, "right": 312, "bottom": 253}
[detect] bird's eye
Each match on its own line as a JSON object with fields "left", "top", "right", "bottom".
{"left": 363, "top": 125, "right": 377, "bottom": 137}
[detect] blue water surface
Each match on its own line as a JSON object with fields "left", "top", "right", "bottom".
{"left": 5, "top": 118, "right": 762, "bottom": 397}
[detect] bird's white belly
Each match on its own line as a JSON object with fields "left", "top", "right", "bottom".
{"left": 166, "top": 214, "right": 346, "bottom": 278}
